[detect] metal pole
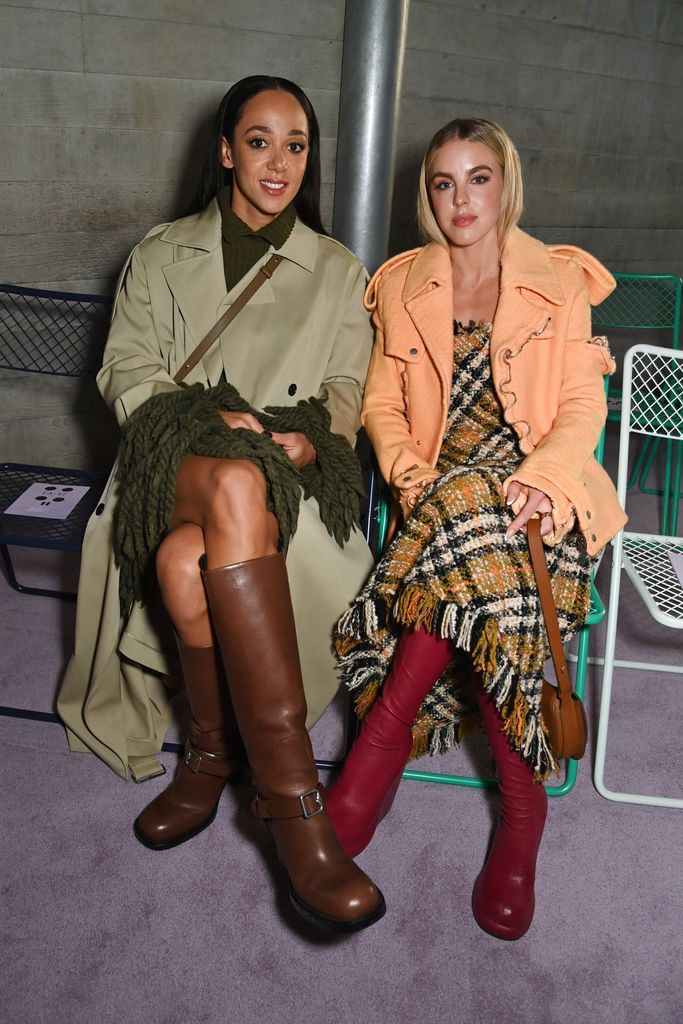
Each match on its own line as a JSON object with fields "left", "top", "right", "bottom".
{"left": 332, "top": 0, "right": 410, "bottom": 273}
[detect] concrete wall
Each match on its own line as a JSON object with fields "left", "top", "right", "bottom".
{"left": 1, "top": 0, "right": 681, "bottom": 470}
{"left": 390, "top": 0, "right": 683, "bottom": 276}
{"left": 0, "top": 0, "right": 345, "bottom": 468}
{"left": 0, "top": 0, "right": 345, "bottom": 294}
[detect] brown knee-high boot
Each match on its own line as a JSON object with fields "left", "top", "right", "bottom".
{"left": 134, "top": 638, "right": 242, "bottom": 850}
{"left": 471, "top": 687, "right": 548, "bottom": 939}
{"left": 202, "top": 552, "right": 386, "bottom": 933}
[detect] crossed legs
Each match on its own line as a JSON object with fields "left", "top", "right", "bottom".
{"left": 156, "top": 456, "right": 280, "bottom": 646}
{"left": 134, "top": 455, "right": 385, "bottom": 931}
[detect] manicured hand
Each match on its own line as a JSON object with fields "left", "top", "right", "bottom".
{"left": 270, "top": 431, "right": 317, "bottom": 469}
{"left": 219, "top": 411, "right": 265, "bottom": 432}
{"left": 394, "top": 466, "right": 441, "bottom": 517}
{"left": 505, "top": 481, "right": 554, "bottom": 538}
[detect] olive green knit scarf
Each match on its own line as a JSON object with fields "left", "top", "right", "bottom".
{"left": 114, "top": 381, "right": 364, "bottom": 610}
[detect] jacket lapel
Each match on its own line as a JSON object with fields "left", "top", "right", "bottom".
{"left": 402, "top": 244, "right": 454, "bottom": 386}
{"left": 490, "top": 228, "right": 563, "bottom": 361}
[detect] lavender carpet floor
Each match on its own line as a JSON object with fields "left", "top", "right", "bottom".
{"left": 1, "top": 427, "right": 682, "bottom": 1024}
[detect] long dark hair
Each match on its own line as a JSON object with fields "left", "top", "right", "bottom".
{"left": 190, "top": 75, "right": 326, "bottom": 235}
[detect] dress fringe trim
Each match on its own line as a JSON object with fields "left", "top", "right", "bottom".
{"left": 336, "top": 583, "right": 558, "bottom": 780}
{"left": 114, "top": 381, "right": 364, "bottom": 610}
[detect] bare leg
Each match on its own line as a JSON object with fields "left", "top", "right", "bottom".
{"left": 135, "top": 457, "right": 277, "bottom": 848}
{"left": 156, "top": 456, "right": 279, "bottom": 644}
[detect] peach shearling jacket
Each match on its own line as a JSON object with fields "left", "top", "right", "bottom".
{"left": 362, "top": 227, "right": 626, "bottom": 556}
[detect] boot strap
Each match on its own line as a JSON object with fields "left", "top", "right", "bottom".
{"left": 253, "top": 784, "right": 326, "bottom": 822}
{"left": 183, "top": 743, "right": 236, "bottom": 779}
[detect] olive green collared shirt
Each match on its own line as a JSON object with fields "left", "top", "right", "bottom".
{"left": 217, "top": 186, "right": 296, "bottom": 293}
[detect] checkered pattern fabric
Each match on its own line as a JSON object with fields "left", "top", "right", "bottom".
{"left": 335, "top": 323, "right": 591, "bottom": 778}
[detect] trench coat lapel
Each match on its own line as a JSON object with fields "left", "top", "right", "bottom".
{"left": 160, "top": 202, "right": 229, "bottom": 366}
{"left": 159, "top": 204, "right": 318, "bottom": 384}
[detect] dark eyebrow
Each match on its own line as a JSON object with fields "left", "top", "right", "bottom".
{"left": 429, "top": 163, "right": 494, "bottom": 182}
{"left": 242, "top": 124, "right": 308, "bottom": 138}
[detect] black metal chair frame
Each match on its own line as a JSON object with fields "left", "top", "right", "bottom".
{"left": 0, "top": 284, "right": 112, "bottom": 599}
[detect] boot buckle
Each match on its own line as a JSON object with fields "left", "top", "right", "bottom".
{"left": 299, "top": 787, "right": 324, "bottom": 819}
{"left": 184, "top": 748, "right": 202, "bottom": 773}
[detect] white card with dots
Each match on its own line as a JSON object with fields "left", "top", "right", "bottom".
{"left": 4, "top": 482, "right": 91, "bottom": 519}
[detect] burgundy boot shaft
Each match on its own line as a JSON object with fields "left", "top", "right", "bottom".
{"left": 471, "top": 687, "right": 548, "bottom": 939}
{"left": 327, "top": 627, "right": 454, "bottom": 857}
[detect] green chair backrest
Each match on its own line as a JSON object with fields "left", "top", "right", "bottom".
{"left": 592, "top": 273, "right": 682, "bottom": 345}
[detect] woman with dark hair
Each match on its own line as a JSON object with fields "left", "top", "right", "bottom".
{"left": 190, "top": 75, "right": 326, "bottom": 233}
{"left": 58, "top": 76, "right": 385, "bottom": 933}
{"left": 325, "top": 117, "right": 625, "bottom": 938}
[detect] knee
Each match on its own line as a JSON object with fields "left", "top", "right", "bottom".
{"left": 156, "top": 527, "right": 204, "bottom": 598}
{"left": 205, "top": 459, "right": 267, "bottom": 523}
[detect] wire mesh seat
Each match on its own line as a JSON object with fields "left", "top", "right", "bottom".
{"left": 592, "top": 273, "right": 683, "bottom": 532}
{"left": 0, "top": 285, "right": 112, "bottom": 377}
{"left": 594, "top": 344, "right": 683, "bottom": 809}
{"left": 0, "top": 285, "right": 112, "bottom": 599}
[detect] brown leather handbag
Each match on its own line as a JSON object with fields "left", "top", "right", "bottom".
{"left": 527, "top": 517, "right": 588, "bottom": 761}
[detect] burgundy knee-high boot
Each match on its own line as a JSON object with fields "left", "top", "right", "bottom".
{"left": 471, "top": 687, "right": 548, "bottom": 939}
{"left": 326, "top": 627, "right": 454, "bottom": 857}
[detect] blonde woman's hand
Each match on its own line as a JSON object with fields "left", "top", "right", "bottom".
{"left": 505, "top": 481, "right": 554, "bottom": 538}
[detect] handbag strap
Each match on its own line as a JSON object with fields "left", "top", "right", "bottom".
{"left": 527, "top": 517, "right": 572, "bottom": 698}
{"left": 173, "top": 253, "right": 283, "bottom": 383}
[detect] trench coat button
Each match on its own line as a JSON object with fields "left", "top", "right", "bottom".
{"left": 416, "top": 440, "right": 421, "bottom": 446}
{"left": 586, "top": 510, "right": 592, "bottom": 519}
{"left": 288, "top": 383, "right": 297, "bottom": 396}
{"left": 95, "top": 503, "right": 105, "bottom": 516}
{"left": 591, "top": 533, "right": 597, "bottom": 542}
{"left": 410, "top": 347, "right": 418, "bottom": 356}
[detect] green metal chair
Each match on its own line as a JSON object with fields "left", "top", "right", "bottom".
{"left": 591, "top": 273, "right": 682, "bottom": 534}
{"left": 370, "top": 388, "right": 609, "bottom": 798}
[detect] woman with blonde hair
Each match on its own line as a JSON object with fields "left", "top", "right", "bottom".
{"left": 326, "top": 118, "right": 625, "bottom": 938}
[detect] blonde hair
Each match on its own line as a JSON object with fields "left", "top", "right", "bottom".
{"left": 417, "top": 118, "right": 523, "bottom": 249}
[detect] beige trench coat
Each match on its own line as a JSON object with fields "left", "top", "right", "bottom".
{"left": 58, "top": 201, "right": 374, "bottom": 781}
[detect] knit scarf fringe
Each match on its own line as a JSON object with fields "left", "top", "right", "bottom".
{"left": 114, "top": 381, "right": 364, "bottom": 611}
{"left": 336, "top": 583, "right": 558, "bottom": 780}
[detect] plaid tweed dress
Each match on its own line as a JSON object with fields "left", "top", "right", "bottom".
{"left": 335, "top": 322, "right": 592, "bottom": 778}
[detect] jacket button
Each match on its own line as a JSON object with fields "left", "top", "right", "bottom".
{"left": 95, "top": 503, "right": 105, "bottom": 516}
{"left": 586, "top": 510, "right": 592, "bottom": 519}
{"left": 416, "top": 440, "right": 421, "bottom": 446}
{"left": 591, "top": 533, "right": 597, "bottom": 542}
{"left": 410, "top": 347, "right": 418, "bottom": 356}
{"left": 288, "top": 383, "right": 297, "bottom": 396}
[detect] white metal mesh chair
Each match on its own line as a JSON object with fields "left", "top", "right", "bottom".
{"left": 594, "top": 344, "right": 683, "bottom": 808}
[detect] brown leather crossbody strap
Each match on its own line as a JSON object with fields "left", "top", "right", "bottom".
{"left": 527, "top": 517, "right": 572, "bottom": 697}
{"left": 173, "top": 253, "right": 284, "bottom": 383}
